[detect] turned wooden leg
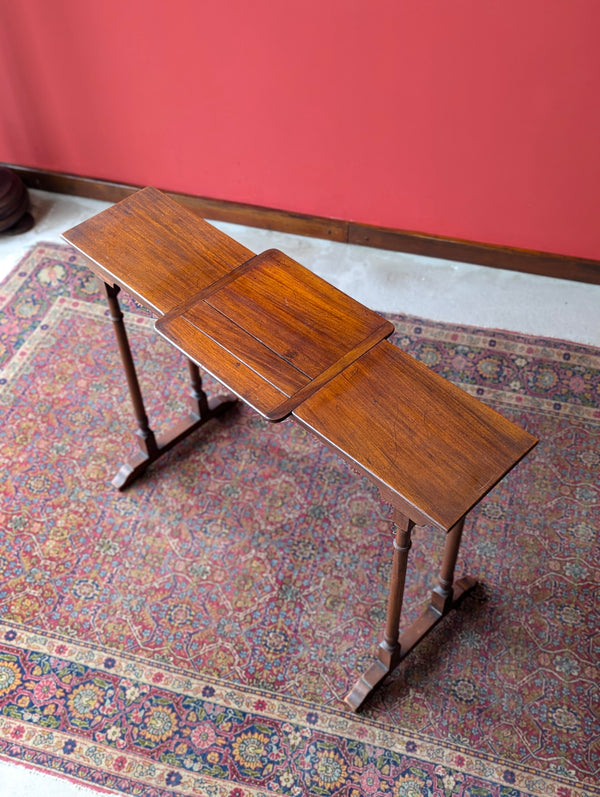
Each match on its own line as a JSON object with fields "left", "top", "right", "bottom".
{"left": 431, "top": 517, "right": 466, "bottom": 615}
{"left": 102, "top": 282, "right": 237, "bottom": 490}
{"left": 345, "top": 510, "right": 477, "bottom": 712}
{"left": 379, "top": 511, "right": 415, "bottom": 666}
{"left": 104, "top": 282, "right": 159, "bottom": 464}
{"left": 345, "top": 510, "right": 414, "bottom": 710}
{"left": 187, "top": 359, "right": 210, "bottom": 417}
{"left": 185, "top": 358, "right": 236, "bottom": 418}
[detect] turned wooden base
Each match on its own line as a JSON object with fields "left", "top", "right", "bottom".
{"left": 344, "top": 509, "right": 476, "bottom": 711}
{"left": 103, "top": 281, "right": 237, "bottom": 490}
{"left": 345, "top": 574, "right": 477, "bottom": 711}
{"left": 112, "top": 393, "right": 237, "bottom": 490}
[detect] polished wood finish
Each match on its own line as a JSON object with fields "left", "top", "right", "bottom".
{"left": 64, "top": 187, "right": 255, "bottom": 316}
{"left": 10, "top": 163, "right": 600, "bottom": 284}
{"left": 293, "top": 340, "right": 537, "bottom": 532}
{"left": 157, "top": 248, "right": 393, "bottom": 419}
{"left": 62, "top": 188, "right": 538, "bottom": 709}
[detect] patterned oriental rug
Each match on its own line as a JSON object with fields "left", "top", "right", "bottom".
{"left": 0, "top": 243, "right": 598, "bottom": 797}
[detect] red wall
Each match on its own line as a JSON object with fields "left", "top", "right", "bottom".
{"left": 2, "top": 0, "right": 599, "bottom": 260}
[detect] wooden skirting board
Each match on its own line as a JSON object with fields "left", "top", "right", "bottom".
{"left": 5, "top": 163, "right": 600, "bottom": 285}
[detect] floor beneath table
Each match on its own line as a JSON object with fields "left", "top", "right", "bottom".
{"left": 0, "top": 190, "right": 598, "bottom": 795}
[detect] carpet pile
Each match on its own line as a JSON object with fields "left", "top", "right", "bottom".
{"left": 0, "top": 243, "right": 598, "bottom": 795}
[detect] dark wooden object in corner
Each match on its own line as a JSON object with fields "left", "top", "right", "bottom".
{"left": 0, "top": 167, "right": 34, "bottom": 234}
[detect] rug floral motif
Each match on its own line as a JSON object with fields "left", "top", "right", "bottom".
{"left": 0, "top": 243, "right": 598, "bottom": 796}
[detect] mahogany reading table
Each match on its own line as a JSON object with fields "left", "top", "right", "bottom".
{"left": 63, "top": 187, "right": 537, "bottom": 710}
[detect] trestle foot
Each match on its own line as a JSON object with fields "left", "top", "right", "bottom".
{"left": 345, "top": 575, "right": 477, "bottom": 711}
{"left": 112, "top": 394, "right": 237, "bottom": 490}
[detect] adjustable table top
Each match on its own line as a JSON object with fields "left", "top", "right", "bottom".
{"left": 63, "top": 186, "right": 537, "bottom": 531}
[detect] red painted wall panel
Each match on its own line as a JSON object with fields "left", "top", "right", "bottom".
{"left": 1, "top": 0, "right": 599, "bottom": 259}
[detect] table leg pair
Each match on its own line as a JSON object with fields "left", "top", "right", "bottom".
{"left": 103, "top": 282, "right": 236, "bottom": 490}
{"left": 346, "top": 508, "right": 475, "bottom": 710}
